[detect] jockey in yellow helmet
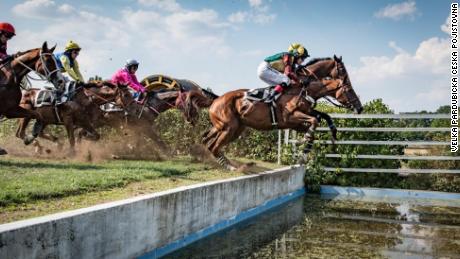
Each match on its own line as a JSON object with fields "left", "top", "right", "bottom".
{"left": 55, "top": 40, "right": 84, "bottom": 83}
{"left": 257, "top": 43, "right": 309, "bottom": 103}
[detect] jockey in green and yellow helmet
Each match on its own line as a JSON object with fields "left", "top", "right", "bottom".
{"left": 257, "top": 43, "right": 310, "bottom": 103}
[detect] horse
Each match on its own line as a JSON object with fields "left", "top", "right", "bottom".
{"left": 15, "top": 81, "right": 134, "bottom": 155}
{"left": 79, "top": 89, "right": 183, "bottom": 154}
{"left": 75, "top": 79, "right": 218, "bottom": 155}
{"left": 0, "top": 42, "right": 64, "bottom": 155}
{"left": 184, "top": 55, "right": 363, "bottom": 170}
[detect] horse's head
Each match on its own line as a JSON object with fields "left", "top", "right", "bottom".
{"left": 300, "top": 55, "right": 363, "bottom": 114}
{"left": 82, "top": 81, "right": 132, "bottom": 109}
{"left": 113, "top": 83, "right": 136, "bottom": 111}
{"left": 15, "top": 42, "right": 65, "bottom": 89}
{"left": 179, "top": 88, "right": 218, "bottom": 125}
{"left": 330, "top": 55, "right": 362, "bottom": 113}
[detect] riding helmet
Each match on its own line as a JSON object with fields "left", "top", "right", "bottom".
{"left": 0, "top": 22, "right": 16, "bottom": 36}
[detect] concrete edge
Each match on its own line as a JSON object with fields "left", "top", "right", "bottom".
{"left": 320, "top": 185, "right": 460, "bottom": 201}
{"left": 0, "top": 165, "right": 301, "bottom": 232}
{"left": 139, "top": 187, "right": 306, "bottom": 259}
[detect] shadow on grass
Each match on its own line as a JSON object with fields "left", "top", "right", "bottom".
{"left": 0, "top": 160, "right": 103, "bottom": 171}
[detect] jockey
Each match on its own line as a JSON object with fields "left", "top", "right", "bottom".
{"left": 111, "top": 59, "right": 145, "bottom": 99}
{"left": 257, "top": 43, "right": 309, "bottom": 103}
{"left": 0, "top": 22, "right": 16, "bottom": 63}
{"left": 55, "top": 40, "right": 84, "bottom": 83}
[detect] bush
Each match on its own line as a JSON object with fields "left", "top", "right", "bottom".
{"left": 1, "top": 99, "right": 457, "bottom": 192}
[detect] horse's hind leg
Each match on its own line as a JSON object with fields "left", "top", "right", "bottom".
{"left": 210, "top": 124, "right": 244, "bottom": 171}
{"left": 209, "top": 130, "right": 235, "bottom": 170}
{"left": 16, "top": 117, "right": 30, "bottom": 139}
{"left": 22, "top": 120, "right": 44, "bottom": 145}
{"left": 203, "top": 127, "right": 219, "bottom": 149}
{"left": 39, "top": 129, "right": 60, "bottom": 143}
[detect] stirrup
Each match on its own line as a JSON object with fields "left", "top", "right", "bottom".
{"left": 270, "top": 105, "right": 278, "bottom": 126}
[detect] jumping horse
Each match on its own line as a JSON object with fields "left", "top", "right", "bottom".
{"left": 0, "top": 42, "right": 64, "bottom": 155}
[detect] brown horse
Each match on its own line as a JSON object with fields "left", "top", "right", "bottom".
{"left": 76, "top": 80, "right": 218, "bottom": 155}
{"left": 77, "top": 89, "right": 182, "bottom": 154}
{"left": 185, "top": 55, "right": 363, "bottom": 170}
{"left": 15, "top": 81, "right": 134, "bottom": 154}
{"left": 0, "top": 42, "right": 64, "bottom": 155}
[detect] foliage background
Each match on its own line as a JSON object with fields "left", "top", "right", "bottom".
{"left": 1, "top": 99, "right": 458, "bottom": 192}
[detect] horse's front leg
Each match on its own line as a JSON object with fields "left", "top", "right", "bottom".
{"left": 311, "top": 109, "right": 337, "bottom": 144}
{"left": 64, "top": 119, "right": 76, "bottom": 156}
{"left": 288, "top": 111, "right": 319, "bottom": 162}
{"left": 4, "top": 107, "right": 43, "bottom": 145}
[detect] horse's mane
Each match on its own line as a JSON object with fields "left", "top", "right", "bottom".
{"left": 13, "top": 48, "right": 39, "bottom": 58}
{"left": 81, "top": 82, "right": 100, "bottom": 89}
{"left": 201, "top": 88, "right": 219, "bottom": 100}
{"left": 83, "top": 80, "right": 122, "bottom": 89}
{"left": 303, "top": 57, "right": 332, "bottom": 67}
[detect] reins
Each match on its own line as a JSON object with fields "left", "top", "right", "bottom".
{"left": 13, "top": 50, "right": 61, "bottom": 89}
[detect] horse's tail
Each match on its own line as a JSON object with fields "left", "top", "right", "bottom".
{"left": 180, "top": 89, "right": 217, "bottom": 124}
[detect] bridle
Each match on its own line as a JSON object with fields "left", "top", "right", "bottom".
{"left": 12, "top": 49, "right": 62, "bottom": 88}
{"left": 84, "top": 85, "right": 135, "bottom": 115}
{"left": 300, "top": 59, "right": 358, "bottom": 109}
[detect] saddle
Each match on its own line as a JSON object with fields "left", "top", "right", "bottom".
{"left": 244, "top": 86, "right": 281, "bottom": 126}
{"left": 244, "top": 86, "right": 279, "bottom": 103}
{"left": 34, "top": 81, "right": 76, "bottom": 107}
{"left": 99, "top": 103, "right": 124, "bottom": 113}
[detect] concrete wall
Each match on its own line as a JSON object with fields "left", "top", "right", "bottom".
{"left": 0, "top": 166, "right": 305, "bottom": 259}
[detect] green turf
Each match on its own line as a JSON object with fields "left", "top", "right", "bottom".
{"left": 0, "top": 157, "right": 217, "bottom": 207}
{"left": 0, "top": 156, "right": 280, "bottom": 209}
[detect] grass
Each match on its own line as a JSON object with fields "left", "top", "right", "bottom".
{"left": 0, "top": 156, "right": 280, "bottom": 224}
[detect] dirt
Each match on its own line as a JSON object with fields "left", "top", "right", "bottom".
{"left": 0, "top": 129, "right": 164, "bottom": 163}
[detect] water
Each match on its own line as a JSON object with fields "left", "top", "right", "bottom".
{"left": 164, "top": 194, "right": 460, "bottom": 258}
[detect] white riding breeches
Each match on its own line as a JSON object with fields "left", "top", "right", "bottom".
{"left": 257, "top": 61, "right": 290, "bottom": 86}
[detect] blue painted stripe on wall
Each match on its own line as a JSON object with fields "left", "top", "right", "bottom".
{"left": 139, "top": 187, "right": 306, "bottom": 259}
{"left": 320, "top": 185, "right": 460, "bottom": 200}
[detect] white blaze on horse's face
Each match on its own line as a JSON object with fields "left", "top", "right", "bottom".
{"left": 55, "top": 72, "right": 65, "bottom": 89}
{"left": 37, "top": 50, "right": 65, "bottom": 89}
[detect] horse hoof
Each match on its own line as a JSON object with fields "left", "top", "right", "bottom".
{"left": 0, "top": 149, "right": 7, "bottom": 156}
{"left": 297, "top": 154, "right": 308, "bottom": 165}
{"left": 226, "top": 165, "right": 237, "bottom": 171}
{"left": 23, "top": 136, "right": 35, "bottom": 146}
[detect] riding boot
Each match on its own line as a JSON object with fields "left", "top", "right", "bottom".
{"left": 24, "top": 121, "right": 43, "bottom": 145}
{"left": 265, "top": 83, "right": 286, "bottom": 104}
{"left": 265, "top": 90, "right": 279, "bottom": 104}
{"left": 55, "top": 89, "right": 64, "bottom": 105}
{"left": 32, "top": 120, "right": 43, "bottom": 138}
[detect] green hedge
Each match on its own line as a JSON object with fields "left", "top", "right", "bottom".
{"left": 1, "top": 98, "right": 458, "bottom": 192}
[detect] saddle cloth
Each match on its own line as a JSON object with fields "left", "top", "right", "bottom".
{"left": 244, "top": 86, "right": 275, "bottom": 102}
{"left": 34, "top": 81, "right": 76, "bottom": 107}
{"left": 100, "top": 103, "right": 124, "bottom": 113}
{"left": 243, "top": 86, "right": 280, "bottom": 126}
